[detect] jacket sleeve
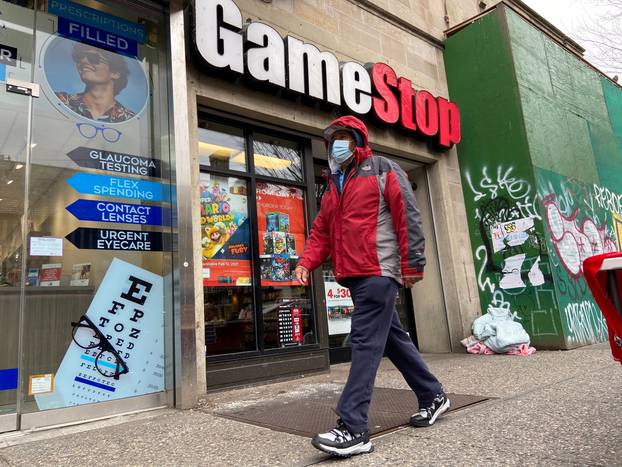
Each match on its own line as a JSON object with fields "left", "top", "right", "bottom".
{"left": 298, "top": 189, "right": 332, "bottom": 273}
{"left": 383, "top": 161, "right": 426, "bottom": 277}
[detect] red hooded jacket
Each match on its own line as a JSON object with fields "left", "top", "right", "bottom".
{"left": 298, "top": 116, "right": 426, "bottom": 283}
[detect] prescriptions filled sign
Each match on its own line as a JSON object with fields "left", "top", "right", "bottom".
{"left": 200, "top": 174, "right": 252, "bottom": 287}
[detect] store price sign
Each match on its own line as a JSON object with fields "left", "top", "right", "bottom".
{"left": 324, "top": 282, "right": 353, "bottom": 307}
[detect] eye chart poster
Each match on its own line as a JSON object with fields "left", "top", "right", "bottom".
{"left": 36, "top": 258, "right": 164, "bottom": 409}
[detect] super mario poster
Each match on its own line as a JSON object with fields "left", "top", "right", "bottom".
{"left": 200, "top": 174, "right": 252, "bottom": 287}
{"left": 256, "top": 182, "right": 306, "bottom": 286}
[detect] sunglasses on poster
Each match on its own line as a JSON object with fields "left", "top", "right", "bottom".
{"left": 76, "top": 122, "right": 122, "bottom": 143}
{"left": 70, "top": 314, "right": 129, "bottom": 380}
{"left": 76, "top": 51, "right": 109, "bottom": 66}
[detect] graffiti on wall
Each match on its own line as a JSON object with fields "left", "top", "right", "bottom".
{"left": 536, "top": 170, "right": 619, "bottom": 346}
{"left": 562, "top": 300, "right": 609, "bottom": 346}
{"left": 465, "top": 166, "right": 548, "bottom": 291}
{"left": 543, "top": 193, "right": 616, "bottom": 278}
{"left": 464, "top": 166, "right": 560, "bottom": 343}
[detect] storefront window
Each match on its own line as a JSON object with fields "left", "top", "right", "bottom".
{"left": 198, "top": 122, "right": 246, "bottom": 172}
{"left": 0, "top": 0, "right": 174, "bottom": 418}
{"left": 201, "top": 173, "right": 256, "bottom": 354}
{"left": 256, "top": 182, "right": 315, "bottom": 348}
{"left": 200, "top": 118, "right": 317, "bottom": 356}
{"left": 253, "top": 134, "right": 303, "bottom": 182}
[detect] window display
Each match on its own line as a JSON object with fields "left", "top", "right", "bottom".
{"left": 200, "top": 119, "right": 317, "bottom": 355}
{"left": 200, "top": 174, "right": 252, "bottom": 287}
{"left": 0, "top": 0, "right": 172, "bottom": 421}
{"left": 256, "top": 183, "right": 305, "bottom": 286}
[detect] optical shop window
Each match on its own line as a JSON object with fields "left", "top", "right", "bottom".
{"left": 198, "top": 117, "right": 317, "bottom": 357}
{"left": 0, "top": 0, "right": 172, "bottom": 415}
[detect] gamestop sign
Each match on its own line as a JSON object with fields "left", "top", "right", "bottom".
{"left": 195, "top": 0, "right": 461, "bottom": 149}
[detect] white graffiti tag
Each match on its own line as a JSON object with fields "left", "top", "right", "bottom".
{"left": 465, "top": 166, "right": 541, "bottom": 221}
{"left": 562, "top": 300, "right": 608, "bottom": 346}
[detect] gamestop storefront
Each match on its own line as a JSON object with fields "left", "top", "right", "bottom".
{"left": 180, "top": 0, "right": 478, "bottom": 389}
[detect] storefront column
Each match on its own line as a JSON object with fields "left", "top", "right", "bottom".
{"left": 169, "top": 0, "right": 206, "bottom": 408}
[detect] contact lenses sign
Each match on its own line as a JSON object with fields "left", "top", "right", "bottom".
{"left": 35, "top": 258, "right": 164, "bottom": 409}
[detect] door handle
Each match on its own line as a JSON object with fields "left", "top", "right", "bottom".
{"left": 6, "top": 78, "right": 39, "bottom": 97}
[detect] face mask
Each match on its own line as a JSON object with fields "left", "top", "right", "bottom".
{"left": 330, "top": 139, "right": 353, "bottom": 163}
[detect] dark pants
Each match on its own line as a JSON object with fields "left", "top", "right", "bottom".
{"left": 336, "top": 276, "right": 442, "bottom": 433}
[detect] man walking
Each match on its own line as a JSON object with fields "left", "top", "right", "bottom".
{"left": 295, "top": 116, "right": 449, "bottom": 458}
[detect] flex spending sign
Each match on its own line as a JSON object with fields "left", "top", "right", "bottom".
{"left": 194, "top": 0, "right": 461, "bottom": 149}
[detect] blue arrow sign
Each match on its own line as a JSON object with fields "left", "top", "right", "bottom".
{"left": 67, "top": 173, "right": 169, "bottom": 202}
{"left": 66, "top": 199, "right": 167, "bottom": 226}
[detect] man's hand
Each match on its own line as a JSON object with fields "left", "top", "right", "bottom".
{"left": 295, "top": 265, "right": 310, "bottom": 286}
{"left": 403, "top": 275, "right": 423, "bottom": 288}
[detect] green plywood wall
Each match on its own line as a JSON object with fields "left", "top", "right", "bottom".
{"left": 506, "top": 8, "right": 620, "bottom": 348}
{"left": 444, "top": 7, "right": 564, "bottom": 349}
{"left": 445, "top": 5, "right": 622, "bottom": 349}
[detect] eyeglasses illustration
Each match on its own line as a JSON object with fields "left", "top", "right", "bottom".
{"left": 70, "top": 315, "right": 129, "bottom": 380}
{"left": 76, "top": 122, "right": 122, "bottom": 143}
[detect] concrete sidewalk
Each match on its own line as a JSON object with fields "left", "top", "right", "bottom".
{"left": 0, "top": 343, "right": 620, "bottom": 466}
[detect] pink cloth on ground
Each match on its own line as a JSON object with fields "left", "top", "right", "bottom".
{"left": 506, "top": 344, "right": 536, "bottom": 356}
{"left": 466, "top": 342, "right": 495, "bottom": 355}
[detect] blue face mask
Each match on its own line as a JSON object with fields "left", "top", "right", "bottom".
{"left": 330, "top": 139, "right": 353, "bottom": 163}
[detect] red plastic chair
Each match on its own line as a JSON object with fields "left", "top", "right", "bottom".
{"left": 584, "top": 252, "right": 622, "bottom": 365}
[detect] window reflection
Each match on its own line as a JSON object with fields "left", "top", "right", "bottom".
{"left": 198, "top": 122, "right": 246, "bottom": 172}
{"left": 253, "top": 134, "right": 303, "bottom": 182}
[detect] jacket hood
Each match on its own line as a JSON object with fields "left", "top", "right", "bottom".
{"left": 324, "top": 115, "right": 373, "bottom": 173}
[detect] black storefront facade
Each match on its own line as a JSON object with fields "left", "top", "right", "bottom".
{"left": 185, "top": 0, "right": 475, "bottom": 390}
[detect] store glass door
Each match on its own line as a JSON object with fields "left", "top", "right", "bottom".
{"left": 0, "top": 0, "right": 35, "bottom": 434}
{"left": 1, "top": 0, "right": 173, "bottom": 432}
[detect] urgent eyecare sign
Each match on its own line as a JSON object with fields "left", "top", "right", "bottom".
{"left": 194, "top": 0, "right": 461, "bottom": 149}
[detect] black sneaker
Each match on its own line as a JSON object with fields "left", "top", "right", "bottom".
{"left": 311, "top": 419, "right": 374, "bottom": 457}
{"left": 410, "top": 392, "right": 450, "bottom": 427}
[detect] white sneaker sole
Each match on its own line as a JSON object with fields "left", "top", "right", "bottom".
{"left": 311, "top": 440, "right": 374, "bottom": 457}
{"left": 410, "top": 398, "right": 451, "bottom": 427}
{"left": 428, "top": 398, "right": 450, "bottom": 425}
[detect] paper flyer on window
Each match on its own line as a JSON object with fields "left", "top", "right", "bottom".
{"left": 35, "top": 258, "right": 164, "bottom": 409}
{"left": 324, "top": 281, "right": 354, "bottom": 336}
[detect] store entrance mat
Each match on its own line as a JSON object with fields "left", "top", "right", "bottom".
{"left": 216, "top": 387, "right": 489, "bottom": 438}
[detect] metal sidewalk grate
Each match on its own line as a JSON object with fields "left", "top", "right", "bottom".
{"left": 216, "top": 387, "right": 489, "bottom": 438}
